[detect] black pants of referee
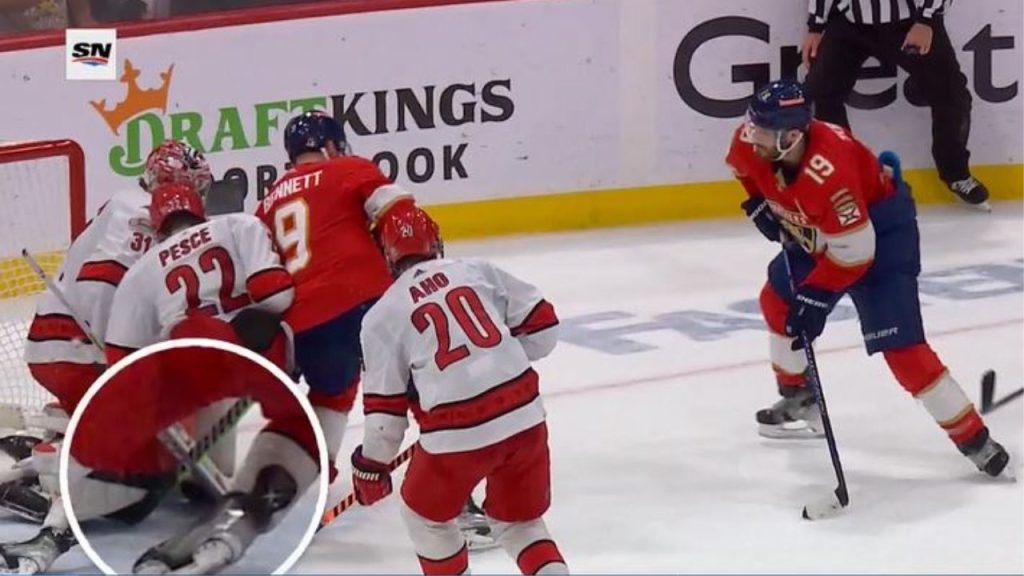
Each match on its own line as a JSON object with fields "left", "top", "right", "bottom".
{"left": 803, "top": 16, "right": 972, "bottom": 184}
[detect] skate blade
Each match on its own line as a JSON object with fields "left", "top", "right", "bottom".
{"left": 465, "top": 531, "right": 499, "bottom": 552}
{"left": 758, "top": 422, "right": 824, "bottom": 440}
{"left": 968, "top": 201, "right": 992, "bottom": 213}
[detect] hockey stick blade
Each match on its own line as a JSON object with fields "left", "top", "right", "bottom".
{"left": 980, "top": 370, "right": 1023, "bottom": 414}
{"left": 980, "top": 370, "right": 996, "bottom": 414}
{"left": 802, "top": 487, "right": 849, "bottom": 521}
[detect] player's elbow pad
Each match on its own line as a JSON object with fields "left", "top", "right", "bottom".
{"left": 247, "top": 268, "right": 295, "bottom": 313}
{"left": 362, "top": 413, "right": 408, "bottom": 462}
{"left": 518, "top": 327, "right": 559, "bottom": 361}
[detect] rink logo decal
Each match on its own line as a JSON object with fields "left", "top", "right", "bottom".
{"left": 89, "top": 62, "right": 515, "bottom": 199}
{"left": 89, "top": 60, "right": 173, "bottom": 135}
{"left": 70, "top": 43, "right": 112, "bottom": 67}
{"left": 673, "top": 17, "right": 1019, "bottom": 118}
{"left": 560, "top": 260, "right": 1023, "bottom": 354}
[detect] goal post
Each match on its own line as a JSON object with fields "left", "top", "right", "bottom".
{"left": 0, "top": 139, "right": 87, "bottom": 411}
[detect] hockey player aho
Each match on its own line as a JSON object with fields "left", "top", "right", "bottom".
{"left": 351, "top": 209, "right": 569, "bottom": 575}
{"left": 255, "top": 110, "right": 423, "bottom": 477}
{"left": 725, "top": 79, "right": 1011, "bottom": 478}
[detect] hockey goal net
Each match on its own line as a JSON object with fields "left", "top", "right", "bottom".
{"left": 0, "top": 140, "right": 86, "bottom": 412}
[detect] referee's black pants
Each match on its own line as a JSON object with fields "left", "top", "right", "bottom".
{"left": 803, "top": 16, "right": 973, "bottom": 183}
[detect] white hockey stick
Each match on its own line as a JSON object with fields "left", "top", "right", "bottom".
{"left": 21, "top": 249, "right": 103, "bottom": 350}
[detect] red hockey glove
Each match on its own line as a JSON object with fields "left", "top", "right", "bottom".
{"left": 351, "top": 445, "right": 393, "bottom": 506}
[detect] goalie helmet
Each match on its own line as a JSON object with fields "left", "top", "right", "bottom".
{"left": 377, "top": 208, "right": 443, "bottom": 276}
{"left": 283, "top": 110, "right": 349, "bottom": 162}
{"left": 149, "top": 182, "right": 207, "bottom": 234}
{"left": 141, "top": 140, "right": 213, "bottom": 198}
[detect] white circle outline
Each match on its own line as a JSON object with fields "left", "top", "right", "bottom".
{"left": 58, "top": 337, "right": 330, "bottom": 575}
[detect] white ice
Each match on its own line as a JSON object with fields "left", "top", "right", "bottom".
{"left": 3, "top": 203, "right": 1022, "bottom": 574}
{"left": 299, "top": 203, "right": 1024, "bottom": 574}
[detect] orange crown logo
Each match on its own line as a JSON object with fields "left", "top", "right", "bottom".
{"left": 90, "top": 59, "right": 174, "bottom": 135}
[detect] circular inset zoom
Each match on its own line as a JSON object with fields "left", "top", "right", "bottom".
{"left": 61, "top": 338, "right": 327, "bottom": 575}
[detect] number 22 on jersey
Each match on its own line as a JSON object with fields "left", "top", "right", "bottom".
{"left": 164, "top": 246, "right": 251, "bottom": 316}
{"left": 412, "top": 286, "right": 502, "bottom": 370}
{"left": 273, "top": 199, "right": 311, "bottom": 274}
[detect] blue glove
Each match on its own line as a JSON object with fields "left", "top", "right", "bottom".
{"left": 785, "top": 286, "right": 835, "bottom": 349}
{"left": 741, "top": 196, "right": 782, "bottom": 243}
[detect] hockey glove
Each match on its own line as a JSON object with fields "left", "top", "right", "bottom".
{"left": 785, "top": 286, "right": 835, "bottom": 349}
{"left": 351, "top": 446, "right": 392, "bottom": 506}
{"left": 741, "top": 196, "right": 782, "bottom": 243}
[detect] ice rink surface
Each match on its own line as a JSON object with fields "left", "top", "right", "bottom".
{"left": 3, "top": 202, "right": 1021, "bottom": 574}
{"left": 301, "top": 203, "right": 1023, "bottom": 574}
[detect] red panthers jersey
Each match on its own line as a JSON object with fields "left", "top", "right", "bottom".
{"left": 256, "top": 156, "right": 411, "bottom": 332}
{"left": 725, "top": 119, "right": 895, "bottom": 291}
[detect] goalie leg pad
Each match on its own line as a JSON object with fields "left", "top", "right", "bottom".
{"left": 64, "top": 458, "right": 157, "bottom": 524}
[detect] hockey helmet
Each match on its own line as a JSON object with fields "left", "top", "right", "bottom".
{"left": 141, "top": 140, "right": 213, "bottom": 198}
{"left": 743, "top": 80, "right": 813, "bottom": 159}
{"left": 283, "top": 110, "right": 349, "bottom": 162}
{"left": 377, "top": 208, "right": 443, "bottom": 275}
{"left": 149, "top": 182, "right": 207, "bottom": 234}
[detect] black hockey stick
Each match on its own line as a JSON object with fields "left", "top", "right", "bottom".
{"left": 780, "top": 243, "right": 849, "bottom": 520}
{"left": 980, "top": 370, "right": 1023, "bottom": 415}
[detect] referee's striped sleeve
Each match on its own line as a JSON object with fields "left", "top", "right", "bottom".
{"left": 917, "top": 0, "right": 945, "bottom": 22}
{"left": 807, "top": 0, "right": 834, "bottom": 32}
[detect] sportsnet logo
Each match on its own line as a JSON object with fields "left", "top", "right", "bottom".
{"left": 66, "top": 29, "right": 117, "bottom": 80}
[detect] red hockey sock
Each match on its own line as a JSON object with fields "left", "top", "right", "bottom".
{"left": 884, "top": 343, "right": 984, "bottom": 445}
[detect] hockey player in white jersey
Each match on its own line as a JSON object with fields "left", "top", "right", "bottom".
{"left": 97, "top": 182, "right": 318, "bottom": 574}
{"left": 0, "top": 141, "right": 212, "bottom": 571}
{"left": 351, "top": 208, "right": 569, "bottom": 575}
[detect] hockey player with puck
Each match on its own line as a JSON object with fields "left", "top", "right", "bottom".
{"left": 726, "top": 79, "right": 1012, "bottom": 479}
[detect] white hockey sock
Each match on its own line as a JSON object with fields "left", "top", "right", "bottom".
{"left": 400, "top": 501, "right": 470, "bottom": 574}
{"left": 489, "top": 517, "right": 568, "bottom": 575}
{"left": 313, "top": 406, "right": 348, "bottom": 464}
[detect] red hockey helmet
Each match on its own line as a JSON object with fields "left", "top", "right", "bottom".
{"left": 149, "top": 182, "right": 207, "bottom": 234}
{"left": 141, "top": 140, "right": 213, "bottom": 197}
{"left": 377, "top": 208, "right": 443, "bottom": 275}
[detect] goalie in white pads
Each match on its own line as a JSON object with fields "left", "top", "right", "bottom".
{"left": 1, "top": 141, "right": 213, "bottom": 572}
{"left": 351, "top": 209, "right": 568, "bottom": 575}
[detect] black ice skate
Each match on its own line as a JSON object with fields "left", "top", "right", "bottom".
{"left": 756, "top": 386, "right": 823, "bottom": 439}
{"left": 0, "top": 527, "right": 76, "bottom": 574}
{"left": 133, "top": 465, "right": 296, "bottom": 574}
{"left": 457, "top": 497, "right": 498, "bottom": 551}
{"left": 0, "top": 479, "right": 49, "bottom": 523}
{"left": 959, "top": 427, "right": 1014, "bottom": 480}
{"left": 0, "top": 435, "right": 42, "bottom": 462}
